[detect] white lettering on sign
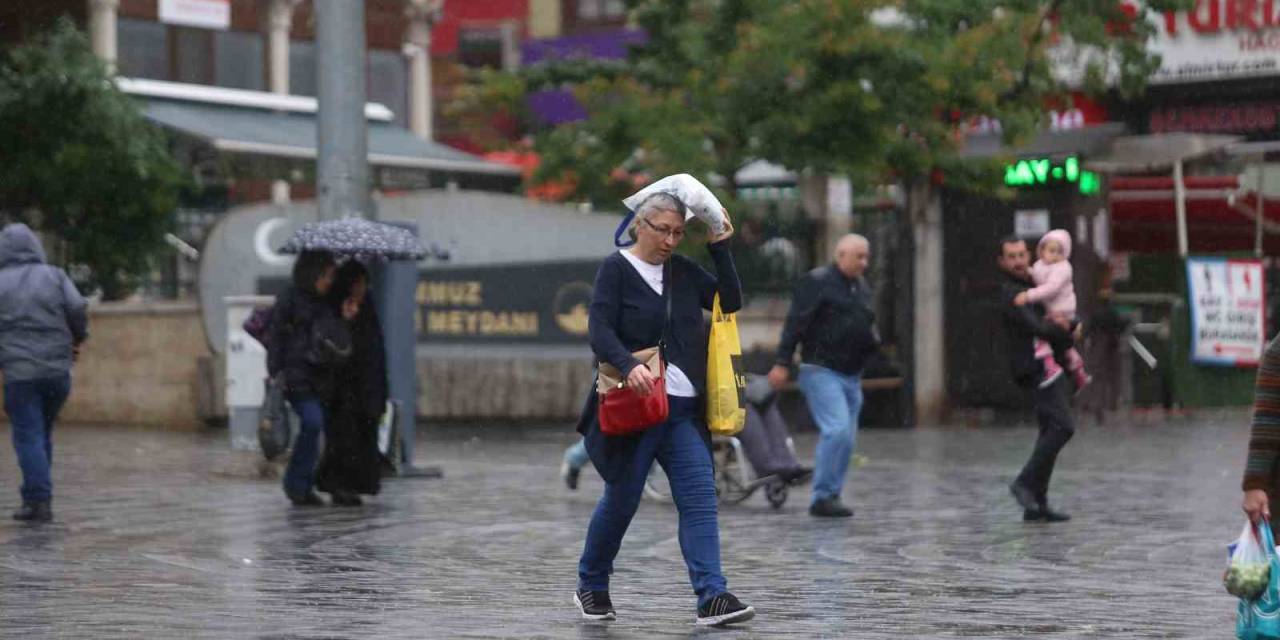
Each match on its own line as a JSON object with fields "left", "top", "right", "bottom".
{"left": 1141, "top": 0, "right": 1280, "bottom": 83}
{"left": 159, "top": 0, "right": 231, "bottom": 31}
{"left": 1187, "top": 257, "right": 1266, "bottom": 367}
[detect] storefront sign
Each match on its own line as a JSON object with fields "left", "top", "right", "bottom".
{"left": 414, "top": 261, "right": 598, "bottom": 344}
{"left": 159, "top": 0, "right": 231, "bottom": 31}
{"left": 1186, "top": 256, "right": 1266, "bottom": 366}
{"left": 1147, "top": 1, "right": 1280, "bottom": 83}
{"left": 1003, "top": 156, "right": 1101, "bottom": 195}
{"left": 1149, "top": 101, "right": 1280, "bottom": 135}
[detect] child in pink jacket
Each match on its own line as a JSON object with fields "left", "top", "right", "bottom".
{"left": 1015, "top": 229, "right": 1091, "bottom": 391}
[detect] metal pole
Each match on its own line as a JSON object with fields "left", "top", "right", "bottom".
{"left": 374, "top": 223, "right": 441, "bottom": 479}
{"left": 1174, "top": 159, "right": 1189, "bottom": 258}
{"left": 316, "top": 0, "right": 369, "bottom": 221}
{"left": 1257, "top": 165, "right": 1266, "bottom": 258}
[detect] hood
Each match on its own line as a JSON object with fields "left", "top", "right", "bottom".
{"left": 1038, "top": 229, "right": 1072, "bottom": 260}
{"left": 0, "top": 223, "right": 48, "bottom": 268}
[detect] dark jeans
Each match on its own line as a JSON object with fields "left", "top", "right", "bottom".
{"left": 4, "top": 374, "right": 72, "bottom": 504}
{"left": 578, "top": 397, "right": 727, "bottom": 607}
{"left": 284, "top": 396, "right": 326, "bottom": 496}
{"left": 1015, "top": 376, "right": 1075, "bottom": 505}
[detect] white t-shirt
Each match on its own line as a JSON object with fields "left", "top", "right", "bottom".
{"left": 620, "top": 250, "right": 697, "bottom": 398}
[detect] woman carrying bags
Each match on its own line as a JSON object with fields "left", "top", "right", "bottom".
{"left": 268, "top": 250, "right": 355, "bottom": 507}
{"left": 573, "top": 192, "right": 754, "bottom": 627}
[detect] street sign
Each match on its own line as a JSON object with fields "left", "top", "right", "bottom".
{"left": 1186, "top": 256, "right": 1266, "bottom": 367}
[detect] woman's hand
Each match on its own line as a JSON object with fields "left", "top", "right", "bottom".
{"left": 709, "top": 209, "right": 734, "bottom": 244}
{"left": 625, "top": 363, "right": 658, "bottom": 397}
{"left": 1245, "top": 489, "right": 1271, "bottom": 523}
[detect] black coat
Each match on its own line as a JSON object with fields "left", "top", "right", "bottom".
{"left": 774, "top": 264, "right": 879, "bottom": 375}
{"left": 576, "top": 240, "right": 742, "bottom": 484}
{"left": 266, "top": 286, "right": 352, "bottom": 398}
{"left": 317, "top": 295, "right": 387, "bottom": 496}
{"left": 998, "top": 271, "right": 1073, "bottom": 388}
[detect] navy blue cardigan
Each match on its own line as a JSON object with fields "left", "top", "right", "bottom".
{"left": 576, "top": 239, "right": 743, "bottom": 483}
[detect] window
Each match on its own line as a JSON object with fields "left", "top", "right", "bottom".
{"left": 214, "top": 30, "right": 264, "bottom": 91}
{"left": 458, "top": 28, "right": 504, "bottom": 69}
{"left": 367, "top": 50, "right": 408, "bottom": 127}
{"left": 576, "top": 0, "right": 626, "bottom": 21}
{"left": 171, "top": 27, "right": 215, "bottom": 85}
{"left": 117, "top": 18, "right": 169, "bottom": 81}
{"left": 288, "top": 40, "right": 318, "bottom": 97}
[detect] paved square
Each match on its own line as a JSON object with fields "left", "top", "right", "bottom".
{"left": 0, "top": 414, "right": 1248, "bottom": 638}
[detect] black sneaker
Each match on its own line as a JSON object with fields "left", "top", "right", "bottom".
{"left": 809, "top": 497, "right": 854, "bottom": 518}
{"left": 12, "top": 502, "right": 52, "bottom": 522}
{"left": 696, "top": 592, "right": 755, "bottom": 627}
{"left": 574, "top": 589, "right": 616, "bottom": 621}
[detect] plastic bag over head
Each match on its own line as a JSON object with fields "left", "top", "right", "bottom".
{"left": 623, "top": 174, "right": 728, "bottom": 237}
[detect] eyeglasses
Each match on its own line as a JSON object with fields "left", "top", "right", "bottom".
{"left": 643, "top": 218, "right": 685, "bottom": 241}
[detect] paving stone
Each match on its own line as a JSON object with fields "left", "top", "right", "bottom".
{"left": 0, "top": 413, "right": 1252, "bottom": 638}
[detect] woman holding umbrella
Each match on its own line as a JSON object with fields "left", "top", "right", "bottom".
{"left": 268, "top": 250, "right": 355, "bottom": 506}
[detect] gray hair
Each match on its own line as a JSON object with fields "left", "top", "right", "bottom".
{"left": 628, "top": 192, "right": 686, "bottom": 241}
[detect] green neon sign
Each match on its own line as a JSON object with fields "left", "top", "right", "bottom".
{"left": 1003, "top": 156, "right": 1100, "bottom": 196}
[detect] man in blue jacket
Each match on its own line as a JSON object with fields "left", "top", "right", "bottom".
{"left": 0, "top": 224, "right": 88, "bottom": 522}
{"left": 769, "top": 234, "right": 878, "bottom": 518}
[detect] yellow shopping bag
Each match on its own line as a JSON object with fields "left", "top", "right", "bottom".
{"left": 706, "top": 294, "right": 746, "bottom": 435}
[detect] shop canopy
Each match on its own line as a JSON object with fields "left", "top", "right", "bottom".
{"left": 1085, "top": 133, "right": 1247, "bottom": 256}
{"left": 123, "top": 78, "right": 518, "bottom": 177}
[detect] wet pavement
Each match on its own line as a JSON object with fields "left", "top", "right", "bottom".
{"left": 0, "top": 412, "right": 1254, "bottom": 638}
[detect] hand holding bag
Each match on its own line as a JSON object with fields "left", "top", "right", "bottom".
{"left": 596, "top": 260, "right": 673, "bottom": 436}
{"left": 598, "top": 347, "right": 669, "bottom": 436}
{"left": 1237, "top": 518, "right": 1280, "bottom": 639}
{"left": 258, "top": 374, "right": 292, "bottom": 460}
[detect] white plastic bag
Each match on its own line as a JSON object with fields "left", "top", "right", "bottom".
{"left": 1227, "top": 520, "right": 1273, "bottom": 600}
{"left": 623, "top": 174, "right": 728, "bottom": 236}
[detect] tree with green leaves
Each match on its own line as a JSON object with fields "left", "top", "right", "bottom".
{"left": 454, "top": 0, "right": 1188, "bottom": 417}
{"left": 0, "top": 19, "right": 185, "bottom": 300}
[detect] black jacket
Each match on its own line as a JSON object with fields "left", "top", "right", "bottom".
{"left": 576, "top": 241, "right": 742, "bottom": 484}
{"left": 999, "top": 271, "right": 1073, "bottom": 388}
{"left": 266, "top": 286, "right": 352, "bottom": 398}
{"left": 775, "top": 264, "right": 879, "bottom": 376}
{"left": 317, "top": 294, "right": 387, "bottom": 496}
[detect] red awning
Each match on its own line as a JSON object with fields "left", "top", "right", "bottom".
{"left": 1109, "top": 175, "right": 1280, "bottom": 254}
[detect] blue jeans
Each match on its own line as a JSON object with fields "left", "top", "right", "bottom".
{"left": 284, "top": 396, "right": 326, "bottom": 496}
{"left": 4, "top": 374, "right": 71, "bottom": 504}
{"left": 578, "top": 397, "right": 727, "bottom": 607}
{"left": 798, "top": 364, "right": 863, "bottom": 505}
{"left": 564, "top": 438, "right": 589, "bottom": 471}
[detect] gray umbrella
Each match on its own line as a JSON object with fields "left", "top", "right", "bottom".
{"left": 278, "top": 217, "right": 427, "bottom": 261}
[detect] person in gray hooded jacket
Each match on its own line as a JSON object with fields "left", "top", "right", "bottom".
{"left": 0, "top": 224, "right": 88, "bottom": 522}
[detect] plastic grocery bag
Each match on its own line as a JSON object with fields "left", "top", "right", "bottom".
{"left": 622, "top": 174, "right": 728, "bottom": 238}
{"left": 1235, "top": 519, "right": 1280, "bottom": 639}
{"left": 706, "top": 294, "right": 746, "bottom": 436}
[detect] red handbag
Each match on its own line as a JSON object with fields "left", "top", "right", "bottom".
{"left": 598, "top": 347, "right": 669, "bottom": 435}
